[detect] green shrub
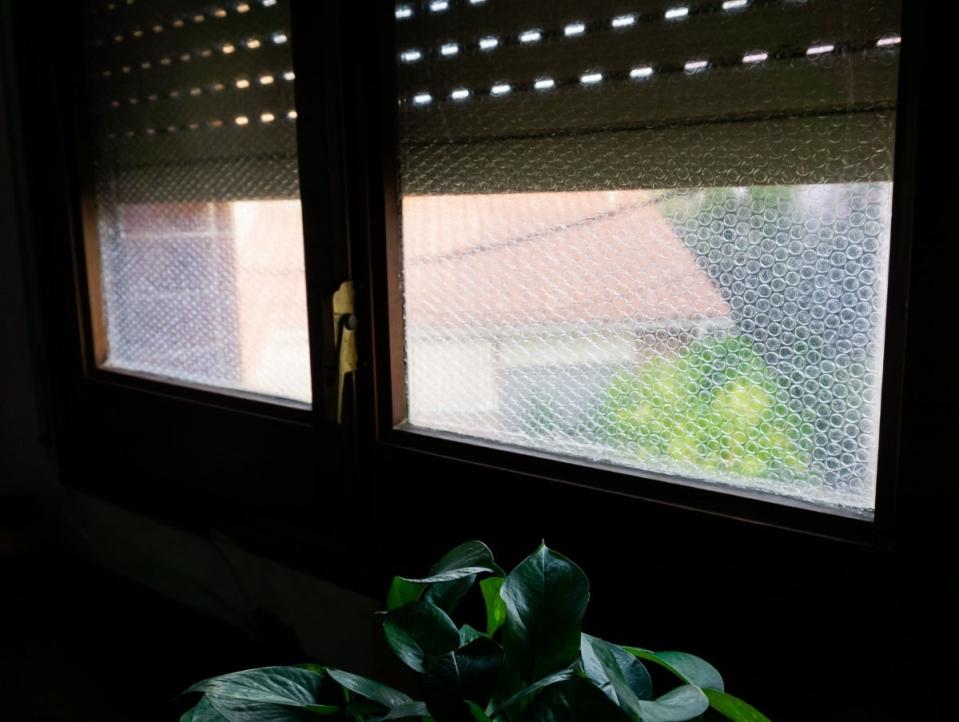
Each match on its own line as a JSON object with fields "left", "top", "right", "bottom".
{"left": 599, "top": 336, "right": 808, "bottom": 481}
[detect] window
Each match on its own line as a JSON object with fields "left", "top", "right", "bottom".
{"left": 3, "top": 1, "right": 940, "bottom": 714}
{"left": 80, "top": 0, "right": 310, "bottom": 403}
{"left": 391, "top": 0, "right": 903, "bottom": 514}
{"left": 45, "top": 0, "right": 911, "bottom": 531}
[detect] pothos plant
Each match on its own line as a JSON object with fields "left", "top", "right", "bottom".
{"left": 183, "top": 541, "right": 769, "bottom": 721}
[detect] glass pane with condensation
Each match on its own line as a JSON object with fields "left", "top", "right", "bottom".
{"left": 396, "top": 0, "right": 901, "bottom": 511}
{"left": 85, "top": 0, "right": 310, "bottom": 404}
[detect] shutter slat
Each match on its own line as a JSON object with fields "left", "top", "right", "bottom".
{"left": 398, "top": 0, "right": 900, "bottom": 92}
{"left": 100, "top": 79, "right": 294, "bottom": 135}
{"left": 396, "top": 0, "right": 901, "bottom": 192}
{"left": 94, "top": 44, "right": 294, "bottom": 104}
{"left": 85, "top": 0, "right": 298, "bottom": 203}
{"left": 402, "top": 52, "right": 898, "bottom": 141}
{"left": 88, "top": 1, "right": 289, "bottom": 67}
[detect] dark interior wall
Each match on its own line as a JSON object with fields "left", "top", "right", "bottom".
{"left": 0, "top": 13, "right": 57, "bottom": 499}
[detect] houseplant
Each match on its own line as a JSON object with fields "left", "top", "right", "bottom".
{"left": 183, "top": 541, "right": 769, "bottom": 721}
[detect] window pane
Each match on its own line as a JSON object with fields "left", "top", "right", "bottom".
{"left": 99, "top": 200, "right": 310, "bottom": 402}
{"left": 84, "top": 0, "right": 310, "bottom": 403}
{"left": 396, "top": 1, "right": 901, "bottom": 511}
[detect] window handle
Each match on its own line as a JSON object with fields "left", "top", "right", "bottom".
{"left": 332, "top": 281, "right": 358, "bottom": 424}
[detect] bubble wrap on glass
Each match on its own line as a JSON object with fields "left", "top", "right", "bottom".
{"left": 85, "top": 0, "right": 310, "bottom": 403}
{"left": 396, "top": 0, "right": 901, "bottom": 510}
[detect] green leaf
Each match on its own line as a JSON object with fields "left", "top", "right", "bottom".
{"left": 703, "top": 689, "right": 771, "bottom": 722}
{"left": 182, "top": 697, "right": 228, "bottom": 721}
{"left": 294, "top": 663, "right": 326, "bottom": 676}
{"left": 479, "top": 577, "right": 507, "bottom": 637}
{"left": 500, "top": 544, "right": 589, "bottom": 682}
{"left": 466, "top": 701, "right": 493, "bottom": 722}
{"left": 634, "top": 686, "right": 710, "bottom": 722}
{"left": 303, "top": 705, "right": 339, "bottom": 715}
{"left": 460, "top": 624, "right": 487, "bottom": 646}
{"left": 490, "top": 670, "right": 576, "bottom": 714}
{"left": 580, "top": 634, "right": 652, "bottom": 715}
{"left": 326, "top": 668, "right": 413, "bottom": 708}
{"left": 431, "top": 541, "right": 497, "bottom": 576}
{"left": 425, "top": 574, "right": 477, "bottom": 614}
{"left": 403, "top": 568, "right": 496, "bottom": 584}
{"left": 399, "top": 541, "right": 498, "bottom": 585}
{"left": 623, "top": 648, "right": 724, "bottom": 692}
{"left": 188, "top": 667, "right": 326, "bottom": 709}
{"left": 388, "top": 576, "right": 425, "bottom": 610}
{"left": 345, "top": 699, "right": 387, "bottom": 716}
{"left": 425, "top": 637, "right": 505, "bottom": 707}
{"left": 383, "top": 701, "right": 432, "bottom": 719}
{"left": 655, "top": 652, "right": 724, "bottom": 693}
{"left": 205, "top": 695, "right": 335, "bottom": 720}
{"left": 529, "top": 677, "right": 629, "bottom": 722}
{"left": 383, "top": 600, "right": 461, "bottom": 673}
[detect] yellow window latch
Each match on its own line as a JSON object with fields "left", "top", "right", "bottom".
{"left": 332, "top": 280, "right": 358, "bottom": 424}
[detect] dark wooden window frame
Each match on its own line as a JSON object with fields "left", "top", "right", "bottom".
{"left": 4, "top": 0, "right": 922, "bottom": 570}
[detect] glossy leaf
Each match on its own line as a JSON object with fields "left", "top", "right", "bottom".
{"left": 466, "top": 701, "right": 493, "bottom": 721}
{"left": 388, "top": 576, "right": 425, "bottom": 610}
{"left": 487, "top": 665, "right": 528, "bottom": 722}
{"left": 490, "top": 669, "right": 575, "bottom": 714}
{"left": 580, "top": 634, "right": 652, "bottom": 714}
{"left": 529, "top": 677, "right": 629, "bottom": 722}
{"left": 634, "top": 685, "right": 711, "bottom": 722}
{"left": 460, "top": 624, "right": 487, "bottom": 646}
{"left": 383, "top": 701, "right": 432, "bottom": 719}
{"left": 304, "top": 705, "right": 339, "bottom": 715}
{"left": 384, "top": 600, "right": 461, "bottom": 673}
{"left": 326, "top": 668, "right": 412, "bottom": 708}
{"left": 500, "top": 544, "right": 589, "bottom": 681}
{"left": 425, "top": 637, "right": 505, "bottom": 706}
{"left": 479, "top": 577, "right": 507, "bottom": 637}
{"left": 345, "top": 699, "right": 389, "bottom": 717}
{"left": 425, "top": 574, "right": 477, "bottom": 614}
{"left": 432, "top": 541, "right": 497, "bottom": 575}
{"left": 294, "top": 663, "right": 326, "bottom": 676}
{"left": 402, "top": 541, "right": 497, "bottom": 584}
{"left": 205, "top": 696, "right": 335, "bottom": 721}
{"left": 703, "top": 689, "right": 771, "bottom": 722}
{"left": 404, "top": 568, "right": 496, "bottom": 584}
{"left": 188, "top": 667, "right": 326, "bottom": 708}
{"left": 623, "top": 648, "right": 724, "bottom": 692}
{"left": 182, "top": 697, "right": 228, "bottom": 721}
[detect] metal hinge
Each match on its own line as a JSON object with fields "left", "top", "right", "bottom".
{"left": 332, "top": 280, "right": 358, "bottom": 424}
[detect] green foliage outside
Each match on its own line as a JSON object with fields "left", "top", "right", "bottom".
{"left": 599, "top": 336, "right": 810, "bottom": 482}
{"left": 182, "top": 541, "right": 769, "bottom": 721}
